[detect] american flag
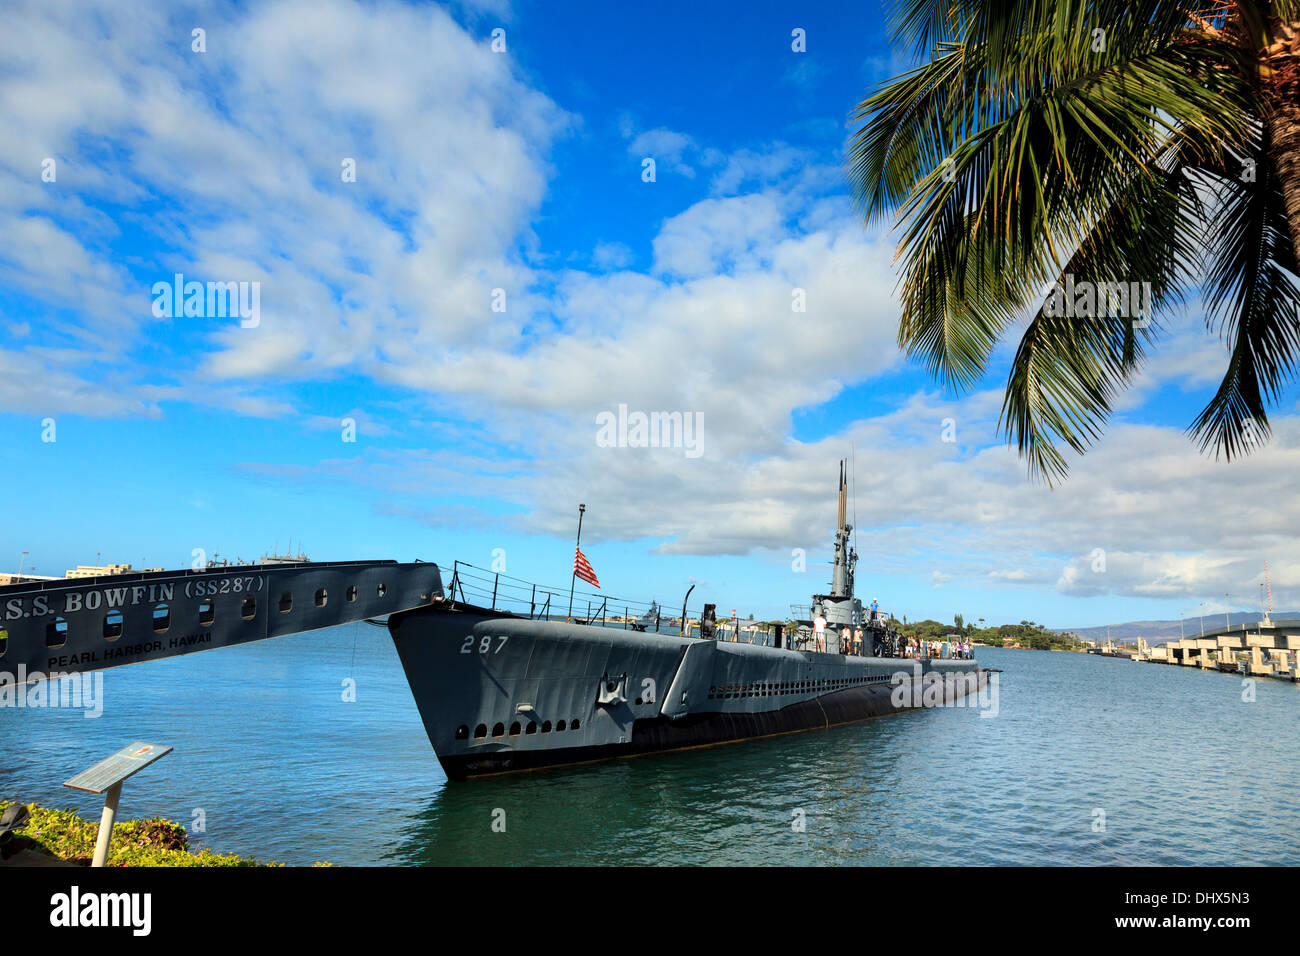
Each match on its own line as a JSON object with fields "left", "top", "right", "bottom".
{"left": 573, "top": 547, "right": 600, "bottom": 588}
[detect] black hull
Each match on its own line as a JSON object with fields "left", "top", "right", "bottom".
{"left": 437, "top": 676, "right": 982, "bottom": 780}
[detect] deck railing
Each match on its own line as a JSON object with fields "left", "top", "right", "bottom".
{"left": 439, "top": 560, "right": 905, "bottom": 655}
{"left": 442, "top": 560, "right": 704, "bottom": 635}
{"left": 440, "top": 560, "right": 798, "bottom": 644}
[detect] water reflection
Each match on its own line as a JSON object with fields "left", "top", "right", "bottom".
{"left": 390, "top": 719, "right": 909, "bottom": 866}
{"left": 4, "top": 633, "right": 1299, "bottom": 866}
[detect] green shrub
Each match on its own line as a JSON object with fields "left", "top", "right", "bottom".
{"left": 0, "top": 800, "right": 328, "bottom": 867}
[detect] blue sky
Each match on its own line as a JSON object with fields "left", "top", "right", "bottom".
{"left": 2, "top": 0, "right": 1298, "bottom": 629}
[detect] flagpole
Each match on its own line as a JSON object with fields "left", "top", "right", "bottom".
{"left": 567, "top": 503, "right": 585, "bottom": 622}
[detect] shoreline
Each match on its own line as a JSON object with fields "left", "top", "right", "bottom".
{"left": 0, "top": 800, "right": 329, "bottom": 867}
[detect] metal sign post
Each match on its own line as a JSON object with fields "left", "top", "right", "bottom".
{"left": 63, "top": 742, "right": 172, "bottom": 867}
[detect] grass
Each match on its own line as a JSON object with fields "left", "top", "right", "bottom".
{"left": 1, "top": 800, "right": 329, "bottom": 866}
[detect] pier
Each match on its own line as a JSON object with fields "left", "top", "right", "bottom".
{"left": 1129, "top": 618, "right": 1300, "bottom": 681}
{"left": 0, "top": 560, "right": 442, "bottom": 682}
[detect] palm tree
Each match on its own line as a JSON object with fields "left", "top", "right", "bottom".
{"left": 848, "top": 1, "right": 1300, "bottom": 482}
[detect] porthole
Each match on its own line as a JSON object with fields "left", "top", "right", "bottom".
{"left": 346, "top": 585, "right": 358, "bottom": 602}
{"left": 376, "top": 583, "right": 387, "bottom": 598}
{"left": 474, "top": 724, "right": 487, "bottom": 739}
{"left": 525, "top": 722, "right": 537, "bottom": 735}
{"left": 153, "top": 603, "right": 170, "bottom": 633}
{"left": 571, "top": 719, "right": 581, "bottom": 731}
{"left": 241, "top": 597, "right": 256, "bottom": 620}
{"left": 509, "top": 721, "right": 521, "bottom": 736}
{"left": 492, "top": 722, "right": 505, "bottom": 737}
{"left": 541, "top": 721, "right": 552, "bottom": 733}
{"left": 279, "top": 591, "right": 292, "bottom": 614}
{"left": 315, "top": 588, "right": 327, "bottom": 608}
{"left": 46, "top": 617, "right": 67, "bottom": 648}
{"left": 455, "top": 725, "right": 469, "bottom": 740}
{"left": 556, "top": 720, "right": 566, "bottom": 732}
{"left": 199, "top": 601, "right": 214, "bottom": 626}
{"left": 104, "top": 609, "right": 123, "bottom": 641}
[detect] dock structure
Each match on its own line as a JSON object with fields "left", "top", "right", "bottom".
{"left": 1134, "top": 618, "right": 1300, "bottom": 681}
{"left": 0, "top": 560, "right": 442, "bottom": 682}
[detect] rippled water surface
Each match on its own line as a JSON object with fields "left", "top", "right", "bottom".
{"left": 3, "top": 630, "right": 1297, "bottom": 865}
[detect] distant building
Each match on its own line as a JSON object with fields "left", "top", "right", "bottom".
{"left": 64, "top": 564, "right": 162, "bottom": 578}
{"left": 0, "top": 572, "right": 59, "bottom": 586}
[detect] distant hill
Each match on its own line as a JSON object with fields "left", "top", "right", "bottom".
{"left": 1057, "top": 611, "right": 1300, "bottom": 644}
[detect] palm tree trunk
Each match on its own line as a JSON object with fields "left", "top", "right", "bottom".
{"left": 1264, "top": 19, "right": 1300, "bottom": 265}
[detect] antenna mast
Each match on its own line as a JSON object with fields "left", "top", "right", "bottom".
{"left": 837, "top": 461, "right": 845, "bottom": 530}
{"left": 830, "top": 460, "right": 856, "bottom": 599}
{"left": 850, "top": 445, "right": 858, "bottom": 556}
{"left": 1264, "top": 561, "right": 1274, "bottom": 625}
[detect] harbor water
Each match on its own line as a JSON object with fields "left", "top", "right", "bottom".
{"left": 2, "top": 628, "right": 1296, "bottom": 865}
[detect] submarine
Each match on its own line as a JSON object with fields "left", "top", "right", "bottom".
{"left": 0, "top": 466, "right": 989, "bottom": 781}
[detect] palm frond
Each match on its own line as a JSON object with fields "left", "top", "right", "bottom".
{"left": 1000, "top": 164, "right": 1196, "bottom": 483}
{"left": 846, "top": 0, "right": 1275, "bottom": 480}
{"left": 1189, "top": 126, "right": 1300, "bottom": 459}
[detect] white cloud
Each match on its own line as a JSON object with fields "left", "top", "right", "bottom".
{"left": 6, "top": 0, "right": 1300, "bottom": 621}
{"left": 626, "top": 127, "right": 699, "bottom": 178}
{"left": 651, "top": 193, "right": 787, "bottom": 277}
{"left": 0, "top": 348, "right": 160, "bottom": 417}
{"left": 709, "top": 144, "right": 815, "bottom": 195}
{"left": 592, "top": 241, "right": 634, "bottom": 270}
{"left": 0, "top": 0, "right": 573, "bottom": 407}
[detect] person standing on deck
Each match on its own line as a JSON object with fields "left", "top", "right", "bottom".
{"left": 854, "top": 627, "right": 863, "bottom": 656}
{"left": 869, "top": 599, "right": 879, "bottom": 623}
{"left": 814, "top": 614, "right": 826, "bottom": 652}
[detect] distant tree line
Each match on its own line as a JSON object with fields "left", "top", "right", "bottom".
{"left": 901, "top": 615, "right": 1087, "bottom": 651}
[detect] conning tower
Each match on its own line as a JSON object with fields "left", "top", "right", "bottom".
{"left": 811, "top": 460, "right": 862, "bottom": 629}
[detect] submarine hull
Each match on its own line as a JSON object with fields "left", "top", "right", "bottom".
{"left": 388, "top": 602, "right": 988, "bottom": 781}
